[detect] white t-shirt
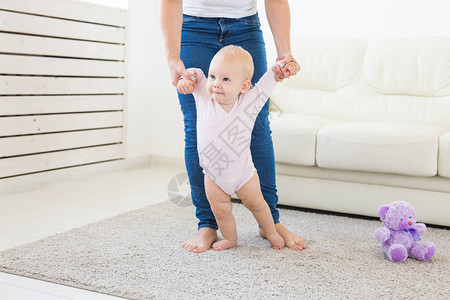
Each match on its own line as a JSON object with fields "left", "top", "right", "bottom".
{"left": 183, "top": 0, "right": 257, "bottom": 18}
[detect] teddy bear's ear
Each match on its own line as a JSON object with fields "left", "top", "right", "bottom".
{"left": 378, "top": 205, "right": 390, "bottom": 221}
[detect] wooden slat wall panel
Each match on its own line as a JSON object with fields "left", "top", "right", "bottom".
{"left": 0, "top": 128, "right": 123, "bottom": 157}
{"left": 0, "top": 10, "right": 125, "bottom": 44}
{"left": 0, "top": 95, "right": 124, "bottom": 115}
{"left": 0, "top": 145, "right": 124, "bottom": 178}
{"left": 0, "top": 112, "right": 123, "bottom": 136}
{"left": 0, "top": 0, "right": 127, "bottom": 179}
{"left": 0, "top": 54, "right": 124, "bottom": 77}
{"left": 0, "top": 77, "right": 124, "bottom": 95}
{"left": 0, "top": 0, "right": 126, "bottom": 27}
{"left": 0, "top": 33, "right": 125, "bottom": 60}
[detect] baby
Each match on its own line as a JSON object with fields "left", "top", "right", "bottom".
{"left": 177, "top": 45, "right": 289, "bottom": 251}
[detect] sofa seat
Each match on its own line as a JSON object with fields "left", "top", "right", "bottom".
{"left": 439, "top": 132, "right": 450, "bottom": 178}
{"left": 316, "top": 121, "right": 448, "bottom": 176}
{"left": 269, "top": 113, "right": 338, "bottom": 166}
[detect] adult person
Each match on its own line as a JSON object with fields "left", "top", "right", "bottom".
{"left": 160, "top": 0, "right": 307, "bottom": 253}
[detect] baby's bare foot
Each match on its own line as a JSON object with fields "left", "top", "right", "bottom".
{"left": 265, "top": 231, "right": 285, "bottom": 250}
{"left": 212, "top": 239, "right": 237, "bottom": 251}
{"left": 182, "top": 228, "right": 218, "bottom": 253}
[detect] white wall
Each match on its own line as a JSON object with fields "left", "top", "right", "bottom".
{"left": 79, "top": 0, "right": 184, "bottom": 159}
{"left": 125, "top": 0, "right": 184, "bottom": 159}
{"left": 77, "top": 0, "right": 128, "bottom": 9}
{"left": 259, "top": 0, "right": 450, "bottom": 63}
{"left": 125, "top": 0, "right": 450, "bottom": 160}
{"left": 290, "top": 0, "right": 449, "bottom": 38}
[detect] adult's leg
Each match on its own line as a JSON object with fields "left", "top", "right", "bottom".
{"left": 179, "top": 15, "right": 220, "bottom": 252}
{"left": 179, "top": 87, "right": 219, "bottom": 252}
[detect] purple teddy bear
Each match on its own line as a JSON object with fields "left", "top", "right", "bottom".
{"left": 374, "top": 201, "right": 435, "bottom": 262}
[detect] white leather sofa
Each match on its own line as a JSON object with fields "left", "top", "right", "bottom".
{"left": 269, "top": 36, "right": 450, "bottom": 227}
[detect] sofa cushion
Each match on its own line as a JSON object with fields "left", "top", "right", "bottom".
{"left": 270, "top": 113, "right": 338, "bottom": 166}
{"left": 438, "top": 132, "right": 450, "bottom": 178}
{"left": 361, "top": 37, "right": 450, "bottom": 97}
{"left": 316, "top": 122, "right": 447, "bottom": 176}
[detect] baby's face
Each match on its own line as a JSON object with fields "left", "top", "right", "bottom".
{"left": 206, "top": 55, "right": 248, "bottom": 106}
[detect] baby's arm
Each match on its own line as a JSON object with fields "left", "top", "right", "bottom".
{"left": 247, "top": 61, "right": 295, "bottom": 109}
{"left": 243, "top": 62, "right": 280, "bottom": 119}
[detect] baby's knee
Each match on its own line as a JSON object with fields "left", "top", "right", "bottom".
{"left": 242, "top": 197, "right": 265, "bottom": 212}
{"left": 211, "top": 203, "right": 232, "bottom": 219}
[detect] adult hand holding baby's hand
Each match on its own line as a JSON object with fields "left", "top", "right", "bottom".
{"left": 168, "top": 58, "right": 197, "bottom": 87}
{"left": 177, "top": 77, "right": 196, "bottom": 94}
{"left": 273, "top": 53, "right": 301, "bottom": 82}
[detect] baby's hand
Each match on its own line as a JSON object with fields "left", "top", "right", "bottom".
{"left": 177, "top": 77, "right": 196, "bottom": 94}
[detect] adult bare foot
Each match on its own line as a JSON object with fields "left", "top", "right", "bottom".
{"left": 265, "top": 231, "right": 285, "bottom": 250}
{"left": 182, "top": 227, "right": 218, "bottom": 253}
{"left": 212, "top": 239, "right": 237, "bottom": 251}
{"left": 259, "top": 223, "right": 307, "bottom": 250}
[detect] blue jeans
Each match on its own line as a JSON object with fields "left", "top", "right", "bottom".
{"left": 179, "top": 13, "right": 279, "bottom": 230}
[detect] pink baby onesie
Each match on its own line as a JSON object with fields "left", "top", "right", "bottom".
{"left": 190, "top": 67, "right": 278, "bottom": 195}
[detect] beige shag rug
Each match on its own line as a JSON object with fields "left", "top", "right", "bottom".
{"left": 0, "top": 201, "right": 449, "bottom": 299}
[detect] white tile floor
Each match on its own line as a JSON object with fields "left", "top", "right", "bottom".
{"left": 0, "top": 162, "right": 185, "bottom": 299}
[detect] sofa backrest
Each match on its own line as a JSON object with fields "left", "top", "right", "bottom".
{"left": 354, "top": 37, "right": 450, "bottom": 127}
{"left": 271, "top": 36, "right": 367, "bottom": 120}
{"left": 271, "top": 36, "right": 450, "bottom": 128}
{"left": 283, "top": 36, "right": 367, "bottom": 91}
{"left": 361, "top": 37, "right": 450, "bottom": 97}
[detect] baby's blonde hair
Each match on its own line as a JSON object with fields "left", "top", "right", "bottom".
{"left": 214, "top": 45, "right": 254, "bottom": 81}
